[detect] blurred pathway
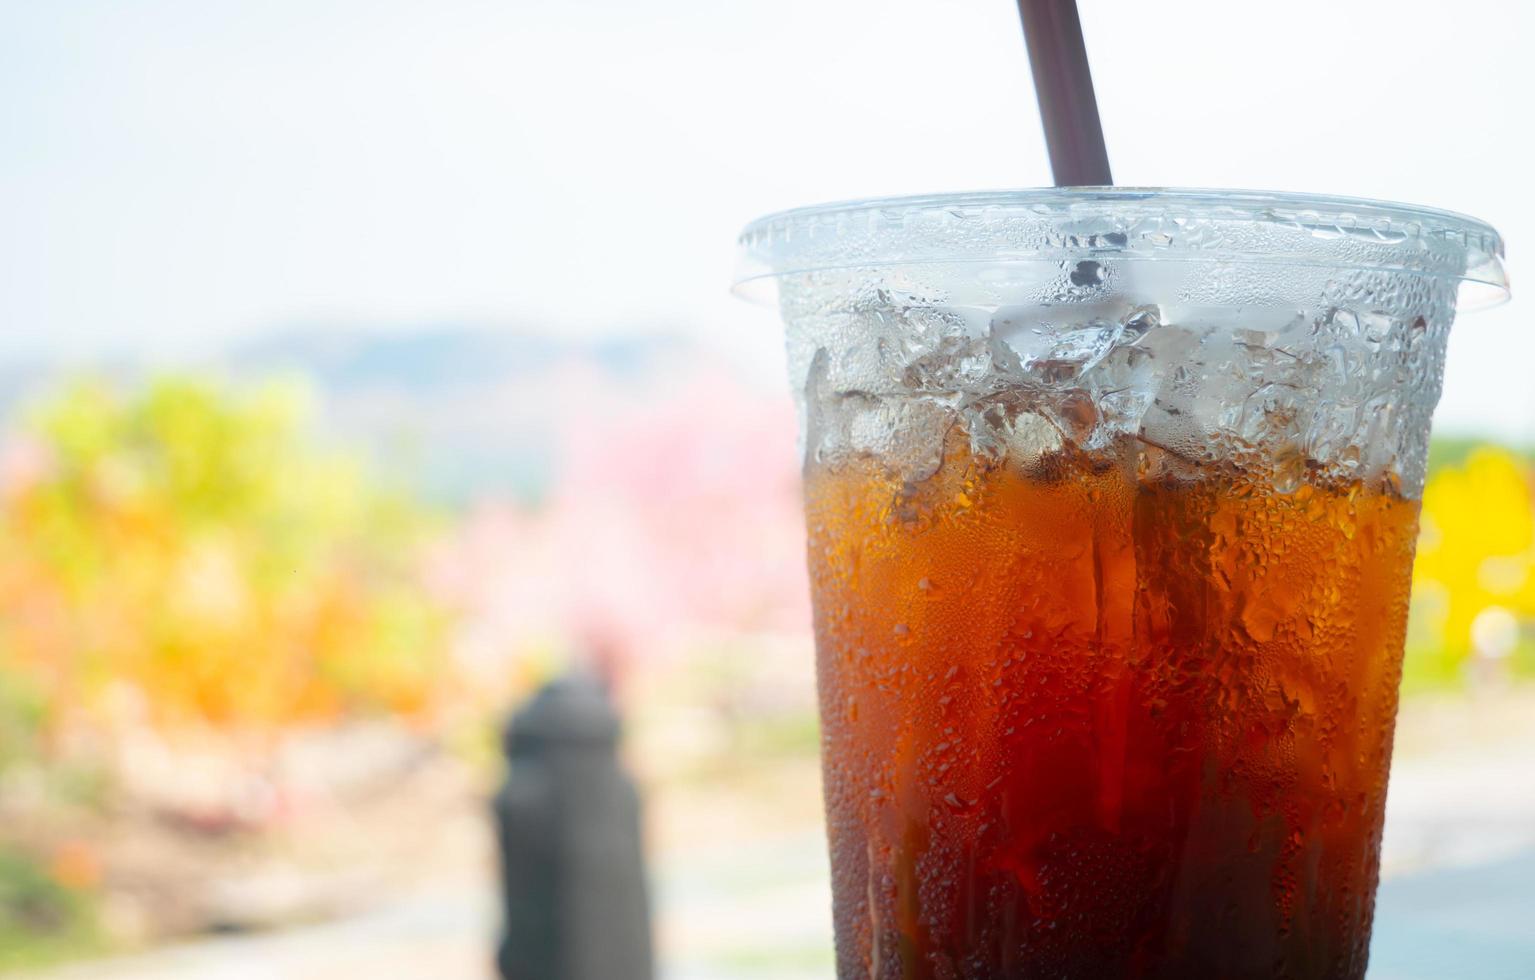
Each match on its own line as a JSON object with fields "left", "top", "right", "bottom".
{"left": 1370, "top": 850, "right": 1535, "bottom": 980}
{"left": 29, "top": 884, "right": 497, "bottom": 980}
{"left": 26, "top": 724, "right": 1535, "bottom": 980}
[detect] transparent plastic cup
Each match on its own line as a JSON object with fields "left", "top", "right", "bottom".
{"left": 734, "top": 189, "right": 1506, "bottom": 979}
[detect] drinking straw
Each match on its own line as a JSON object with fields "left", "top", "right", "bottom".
{"left": 1016, "top": 0, "right": 1113, "bottom": 186}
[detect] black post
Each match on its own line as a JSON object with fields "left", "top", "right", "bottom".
{"left": 494, "top": 675, "right": 653, "bottom": 980}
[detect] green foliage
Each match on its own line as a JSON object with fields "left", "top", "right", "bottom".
{"left": 0, "top": 669, "right": 46, "bottom": 774}
{"left": 1426, "top": 435, "right": 1532, "bottom": 474}
{"left": 730, "top": 709, "right": 822, "bottom": 759}
{"left": 0, "top": 847, "right": 99, "bottom": 971}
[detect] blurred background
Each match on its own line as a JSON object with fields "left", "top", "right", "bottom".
{"left": 0, "top": 1, "right": 1531, "bottom": 977}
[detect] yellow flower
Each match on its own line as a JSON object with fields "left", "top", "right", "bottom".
{"left": 1409, "top": 448, "right": 1535, "bottom": 685}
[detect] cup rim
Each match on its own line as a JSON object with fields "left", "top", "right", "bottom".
{"left": 733, "top": 187, "right": 1508, "bottom": 312}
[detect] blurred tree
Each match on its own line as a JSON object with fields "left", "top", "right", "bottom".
{"left": 0, "top": 376, "right": 453, "bottom": 746}
{"left": 426, "top": 369, "right": 810, "bottom": 696}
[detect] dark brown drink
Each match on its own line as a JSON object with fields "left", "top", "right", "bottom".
{"left": 806, "top": 438, "right": 1417, "bottom": 978}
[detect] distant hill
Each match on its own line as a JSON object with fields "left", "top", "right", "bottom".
{"left": 230, "top": 326, "right": 688, "bottom": 393}
{"left": 221, "top": 326, "right": 717, "bottom": 507}
{"left": 0, "top": 326, "right": 733, "bottom": 508}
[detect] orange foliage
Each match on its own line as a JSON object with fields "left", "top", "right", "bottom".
{"left": 0, "top": 377, "right": 453, "bottom": 746}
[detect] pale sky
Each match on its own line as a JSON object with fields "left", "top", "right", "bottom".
{"left": 0, "top": 0, "right": 1529, "bottom": 438}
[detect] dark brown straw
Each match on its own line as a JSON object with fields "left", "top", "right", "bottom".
{"left": 1016, "top": 0, "right": 1113, "bottom": 186}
